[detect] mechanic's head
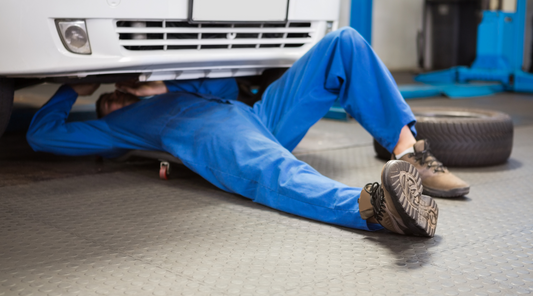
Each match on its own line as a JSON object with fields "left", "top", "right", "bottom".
{"left": 96, "top": 90, "right": 141, "bottom": 118}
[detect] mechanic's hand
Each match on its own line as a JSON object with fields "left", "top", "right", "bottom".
{"left": 69, "top": 83, "right": 101, "bottom": 96}
{"left": 115, "top": 81, "right": 168, "bottom": 97}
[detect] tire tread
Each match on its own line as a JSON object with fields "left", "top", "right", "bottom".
{"left": 374, "top": 107, "right": 513, "bottom": 167}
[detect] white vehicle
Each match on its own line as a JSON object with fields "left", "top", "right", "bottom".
{"left": 0, "top": 0, "right": 340, "bottom": 137}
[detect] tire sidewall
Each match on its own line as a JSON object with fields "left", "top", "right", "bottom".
{"left": 411, "top": 107, "right": 513, "bottom": 167}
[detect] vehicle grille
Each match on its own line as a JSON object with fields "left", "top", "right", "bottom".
{"left": 115, "top": 20, "right": 315, "bottom": 51}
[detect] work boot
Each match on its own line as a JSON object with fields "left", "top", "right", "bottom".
{"left": 359, "top": 160, "right": 439, "bottom": 237}
{"left": 394, "top": 140, "right": 470, "bottom": 198}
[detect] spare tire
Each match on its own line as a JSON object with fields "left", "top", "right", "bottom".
{"left": 374, "top": 107, "right": 514, "bottom": 167}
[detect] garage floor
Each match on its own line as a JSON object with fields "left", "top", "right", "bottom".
{"left": 1, "top": 77, "right": 533, "bottom": 296}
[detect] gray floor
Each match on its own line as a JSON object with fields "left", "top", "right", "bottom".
{"left": 1, "top": 83, "right": 533, "bottom": 295}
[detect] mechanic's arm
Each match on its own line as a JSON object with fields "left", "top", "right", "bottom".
{"left": 26, "top": 84, "right": 120, "bottom": 157}
{"left": 116, "top": 78, "right": 239, "bottom": 101}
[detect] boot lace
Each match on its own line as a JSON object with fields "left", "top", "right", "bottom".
{"left": 365, "top": 182, "right": 385, "bottom": 221}
{"left": 411, "top": 141, "right": 446, "bottom": 173}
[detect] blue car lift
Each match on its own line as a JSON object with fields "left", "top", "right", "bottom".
{"left": 402, "top": 0, "right": 533, "bottom": 99}
{"left": 325, "top": 0, "right": 374, "bottom": 120}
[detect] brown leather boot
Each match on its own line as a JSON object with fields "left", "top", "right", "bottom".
{"left": 359, "top": 160, "right": 439, "bottom": 237}
{"left": 394, "top": 140, "right": 470, "bottom": 198}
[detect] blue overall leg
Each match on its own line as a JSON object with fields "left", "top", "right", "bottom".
{"left": 243, "top": 27, "right": 416, "bottom": 229}
{"left": 160, "top": 95, "right": 379, "bottom": 231}
{"left": 254, "top": 27, "right": 416, "bottom": 152}
{"left": 162, "top": 27, "right": 415, "bottom": 231}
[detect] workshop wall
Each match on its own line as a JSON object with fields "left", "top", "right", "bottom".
{"left": 339, "top": 0, "right": 533, "bottom": 72}
{"left": 338, "top": 0, "right": 352, "bottom": 31}
{"left": 338, "top": 0, "right": 424, "bottom": 71}
{"left": 372, "top": 0, "right": 424, "bottom": 71}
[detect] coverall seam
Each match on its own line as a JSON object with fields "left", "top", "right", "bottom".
{"left": 182, "top": 158, "right": 359, "bottom": 213}
{"left": 104, "top": 121, "right": 119, "bottom": 152}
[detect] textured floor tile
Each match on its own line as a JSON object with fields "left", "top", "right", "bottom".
{"left": 1, "top": 109, "right": 532, "bottom": 295}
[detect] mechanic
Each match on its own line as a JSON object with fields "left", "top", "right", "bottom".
{"left": 26, "top": 27, "right": 468, "bottom": 237}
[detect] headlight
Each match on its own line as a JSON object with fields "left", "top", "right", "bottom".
{"left": 56, "top": 20, "right": 92, "bottom": 55}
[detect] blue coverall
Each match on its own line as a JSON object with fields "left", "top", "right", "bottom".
{"left": 27, "top": 28, "right": 416, "bottom": 231}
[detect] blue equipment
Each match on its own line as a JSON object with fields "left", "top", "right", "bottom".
{"left": 349, "top": 0, "right": 373, "bottom": 44}
{"left": 404, "top": 0, "right": 533, "bottom": 98}
{"left": 324, "top": 0, "right": 374, "bottom": 121}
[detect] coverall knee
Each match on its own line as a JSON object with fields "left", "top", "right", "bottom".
{"left": 254, "top": 27, "right": 416, "bottom": 153}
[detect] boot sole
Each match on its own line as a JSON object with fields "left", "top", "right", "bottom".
{"left": 423, "top": 186, "right": 470, "bottom": 198}
{"left": 382, "top": 160, "right": 439, "bottom": 237}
